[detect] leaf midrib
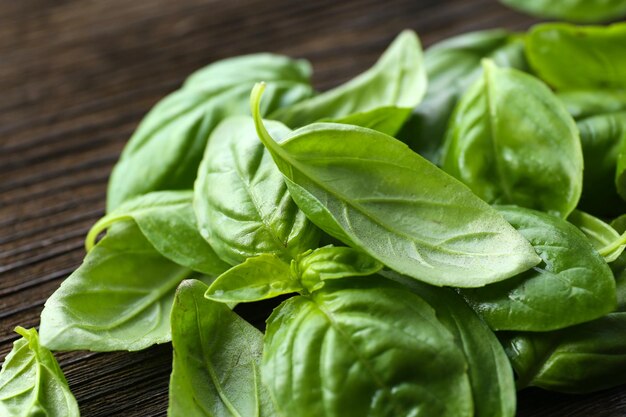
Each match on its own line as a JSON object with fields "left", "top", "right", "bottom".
{"left": 310, "top": 296, "right": 405, "bottom": 416}
{"left": 194, "top": 300, "right": 247, "bottom": 417}
{"left": 230, "top": 140, "right": 293, "bottom": 258}
{"left": 284, "top": 147, "right": 516, "bottom": 259}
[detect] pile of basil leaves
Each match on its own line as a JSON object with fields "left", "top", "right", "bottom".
{"left": 3, "top": 6, "right": 626, "bottom": 417}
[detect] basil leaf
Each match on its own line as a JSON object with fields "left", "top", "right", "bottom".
{"left": 0, "top": 327, "right": 79, "bottom": 417}
{"left": 500, "top": 0, "right": 626, "bottom": 23}
{"left": 294, "top": 245, "right": 382, "bottom": 291}
{"left": 205, "top": 254, "right": 299, "bottom": 304}
{"left": 461, "top": 206, "right": 616, "bottom": 331}
{"left": 615, "top": 129, "right": 626, "bottom": 201}
{"left": 251, "top": 83, "right": 540, "bottom": 288}
{"left": 182, "top": 53, "right": 310, "bottom": 93}
{"left": 499, "top": 269, "right": 626, "bottom": 393}
{"left": 558, "top": 90, "right": 626, "bottom": 121}
{"left": 568, "top": 210, "right": 626, "bottom": 262}
{"left": 271, "top": 30, "right": 426, "bottom": 135}
{"left": 262, "top": 278, "right": 473, "bottom": 417}
{"left": 329, "top": 106, "right": 412, "bottom": 137}
{"left": 501, "top": 313, "right": 626, "bottom": 393}
{"left": 39, "top": 221, "right": 212, "bottom": 351}
{"left": 442, "top": 60, "right": 582, "bottom": 218}
{"left": 206, "top": 246, "right": 381, "bottom": 303}
{"left": 527, "top": 22, "right": 626, "bottom": 90}
{"left": 387, "top": 273, "right": 516, "bottom": 417}
{"left": 557, "top": 92, "right": 626, "bottom": 215}
{"left": 168, "top": 280, "right": 275, "bottom": 417}
{"left": 194, "top": 116, "right": 319, "bottom": 266}
{"left": 107, "top": 54, "right": 313, "bottom": 211}
{"left": 577, "top": 113, "right": 626, "bottom": 216}
{"left": 87, "top": 190, "right": 229, "bottom": 275}
{"left": 398, "top": 29, "right": 527, "bottom": 163}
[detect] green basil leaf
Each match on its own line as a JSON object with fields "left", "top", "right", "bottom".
{"left": 251, "top": 83, "right": 540, "bottom": 288}
{"left": 576, "top": 112, "right": 626, "bottom": 216}
{"left": 0, "top": 327, "right": 79, "bottom": 417}
{"left": 499, "top": 269, "right": 626, "bottom": 393}
{"left": 618, "top": 265, "right": 626, "bottom": 310}
{"left": 442, "top": 60, "right": 582, "bottom": 218}
{"left": 87, "top": 190, "right": 229, "bottom": 275}
{"left": 500, "top": 0, "right": 626, "bottom": 23}
{"left": 196, "top": 247, "right": 376, "bottom": 305}
{"left": 610, "top": 217, "right": 626, "bottom": 274}
{"left": 328, "top": 106, "right": 412, "bottom": 137}
{"left": 168, "top": 280, "right": 275, "bottom": 417}
{"left": 271, "top": 30, "right": 426, "bottom": 134}
{"left": 461, "top": 205, "right": 616, "bottom": 331}
{"left": 294, "top": 245, "right": 382, "bottom": 291}
{"left": 205, "top": 254, "right": 299, "bottom": 304}
{"left": 568, "top": 210, "right": 626, "bottom": 262}
{"left": 262, "top": 277, "right": 473, "bottom": 417}
{"left": 501, "top": 313, "right": 626, "bottom": 393}
{"left": 206, "top": 246, "right": 381, "bottom": 303}
{"left": 615, "top": 129, "right": 626, "bottom": 201}
{"left": 194, "top": 116, "right": 319, "bottom": 266}
{"left": 527, "top": 22, "right": 626, "bottom": 90}
{"left": 558, "top": 90, "right": 626, "bottom": 121}
{"left": 398, "top": 29, "right": 527, "bottom": 163}
{"left": 107, "top": 54, "right": 313, "bottom": 211}
{"left": 182, "top": 54, "right": 310, "bottom": 93}
{"left": 387, "top": 272, "right": 516, "bottom": 417}
{"left": 558, "top": 92, "right": 626, "bottom": 217}
{"left": 39, "top": 221, "right": 212, "bottom": 351}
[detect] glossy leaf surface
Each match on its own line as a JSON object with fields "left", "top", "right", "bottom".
{"left": 461, "top": 206, "right": 616, "bottom": 331}
{"left": 107, "top": 54, "right": 312, "bottom": 211}
{"left": 262, "top": 278, "right": 473, "bottom": 417}
{"left": 500, "top": 269, "right": 626, "bottom": 393}
{"left": 40, "top": 221, "right": 211, "bottom": 351}
{"left": 558, "top": 90, "right": 626, "bottom": 121}
{"left": 88, "top": 190, "right": 229, "bottom": 275}
{"left": 205, "top": 254, "right": 299, "bottom": 304}
{"left": 527, "top": 23, "right": 626, "bottom": 90}
{"left": 168, "top": 280, "right": 275, "bottom": 417}
{"left": 252, "top": 83, "right": 540, "bottom": 288}
{"left": 398, "top": 29, "right": 527, "bottom": 163}
{"left": 388, "top": 273, "right": 516, "bottom": 417}
{"left": 442, "top": 60, "right": 582, "bottom": 218}
{"left": 0, "top": 327, "right": 79, "bottom": 417}
{"left": 271, "top": 31, "right": 426, "bottom": 132}
{"left": 205, "top": 246, "right": 381, "bottom": 303}
{"left": 194, "top": 116, "right": 319, "bottom": 266}
{"left": 294, "top": 245, "right": 382, "bottom": 291}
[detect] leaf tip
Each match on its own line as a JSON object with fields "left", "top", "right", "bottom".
{"left": 249, "top": 81, "right": 266, "bottom": 121}
{"left": 481, "top": 57, "right": 497, "bottom": 72}
{"left": 14, "top": 326, "right": 29, "bottom": 338}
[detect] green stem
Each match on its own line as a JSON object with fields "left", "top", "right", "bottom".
{"left": 598, "top": 231, "right": 626, "bottom": 258}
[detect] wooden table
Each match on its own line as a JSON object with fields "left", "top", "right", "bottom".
{"left": 1, "top": 0, "right": 625, "bottom": 415}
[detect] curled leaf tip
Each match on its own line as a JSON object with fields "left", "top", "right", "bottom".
{"left": 481, "top": 57, "right": 497, "bottom": 72}
{"left": 249, "top": 81, "right": 266, "bottom": 119}
{"left": 250, "top": 82, "right": 282, "bottom": 153}
{"left": 14, "top": 326, "right": 28, "bottom": 337}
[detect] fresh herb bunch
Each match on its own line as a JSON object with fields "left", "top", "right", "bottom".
{"left": 3, "top": 8, "right": 626, "bottom": 417}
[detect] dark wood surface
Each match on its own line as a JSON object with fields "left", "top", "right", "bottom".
{"left": 1, "top": 0, "right": 625, "bottom": 415}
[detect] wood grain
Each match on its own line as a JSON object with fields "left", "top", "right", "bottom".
{"left": 1, "top": 0, "right": 624, "bottom": 415}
